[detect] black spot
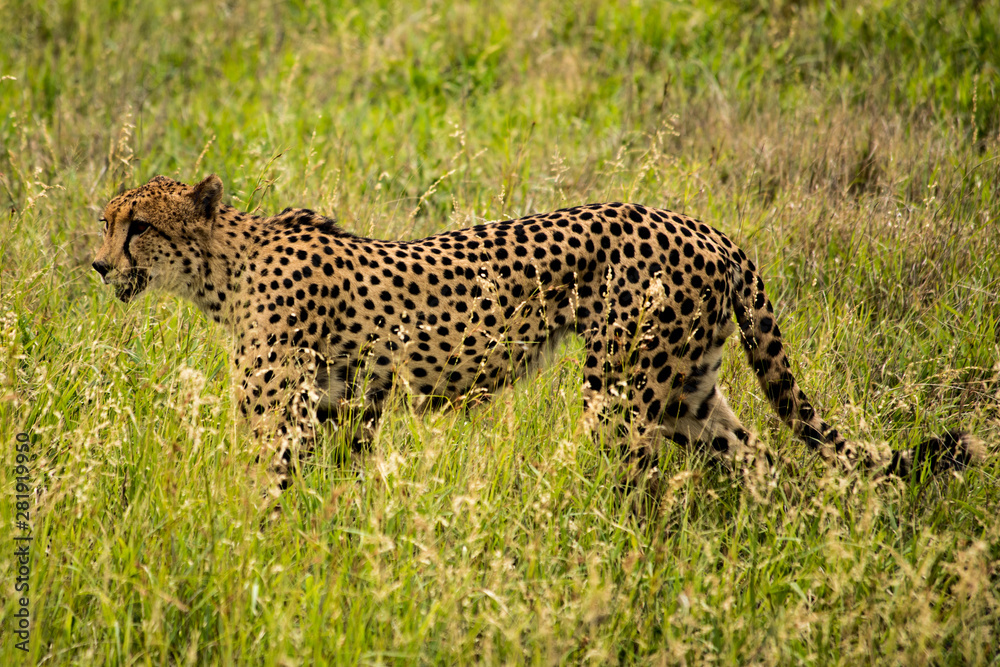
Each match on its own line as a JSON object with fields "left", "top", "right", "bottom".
{"left": 799, "top": 423, "right": 824, "bottom": 450}
{"left": 664, "top": 401, "right": 687, "bottom": 418}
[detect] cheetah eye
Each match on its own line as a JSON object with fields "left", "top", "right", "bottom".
{"left": 129, "top": 219, "right": 151, "bottom": 237}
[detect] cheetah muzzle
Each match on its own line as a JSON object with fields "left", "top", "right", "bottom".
{"left": 93, "top": 174, "right": 983, "bottom": 495}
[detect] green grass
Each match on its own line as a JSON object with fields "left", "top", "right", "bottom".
{"left": 2, "top": 0, "right": 999, "bottom": 663}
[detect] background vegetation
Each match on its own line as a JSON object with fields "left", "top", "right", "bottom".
{"left": 1, "top": 0, "right": 998, "bottom": 663}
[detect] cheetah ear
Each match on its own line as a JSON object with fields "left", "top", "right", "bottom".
{"left": 116, "top": 181, "right": 128, "bottom": 196}
{"left": 190, "top": 174, "right": 223, "bottom": 219}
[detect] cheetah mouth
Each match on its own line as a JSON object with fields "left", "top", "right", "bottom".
{"left": 114, "top": 269, "right": 149, "bottom": 303}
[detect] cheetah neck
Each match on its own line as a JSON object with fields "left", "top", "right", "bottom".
{"left": 181, "top": 205, "right": 259, "bottom": 331}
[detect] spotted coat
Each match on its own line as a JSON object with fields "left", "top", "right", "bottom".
{"left": 93, "top": 175, "right": 981, "bottom": 490}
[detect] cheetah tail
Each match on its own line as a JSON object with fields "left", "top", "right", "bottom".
{"left": 729, "top": 260, "right": 983, "bottom": 476}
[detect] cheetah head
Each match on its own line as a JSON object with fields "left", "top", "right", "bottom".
{"left": 92, "top": 174, "right": 223, "bottom": 302}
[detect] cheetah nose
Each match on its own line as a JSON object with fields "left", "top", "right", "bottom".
{"left": 92, "top": 260, "right": 111, "bottom": 281}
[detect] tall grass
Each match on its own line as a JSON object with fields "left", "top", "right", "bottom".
{"left": 1, "top": 0, "right": 998, "bottom": 663}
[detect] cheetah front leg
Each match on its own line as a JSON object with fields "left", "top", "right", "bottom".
{"left": 235, "top": 339, "right": 325, "bottom": 497}
{"left": 313, "top": 355, "right": 388, "bottom": 455}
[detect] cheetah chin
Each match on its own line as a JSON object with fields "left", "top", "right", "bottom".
{"left": 113, "top": 268, "right": 150, "bottom": 303}
{"left": 93, "top": 174, "right": 982, "bottom": 495}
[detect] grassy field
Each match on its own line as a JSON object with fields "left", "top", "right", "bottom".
{"left": 2, "top": 0, "right": 999, "bottom": 663}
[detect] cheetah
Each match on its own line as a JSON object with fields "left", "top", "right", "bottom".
{"left": 92, "top": 174, "right": 981, "bottom": 491}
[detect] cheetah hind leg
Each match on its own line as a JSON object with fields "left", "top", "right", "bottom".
{"left": 654, "top": 385, "right": 775, "bottom": 482}
{"left": 583, "top": 380, "right": 777, "bottom": 512}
